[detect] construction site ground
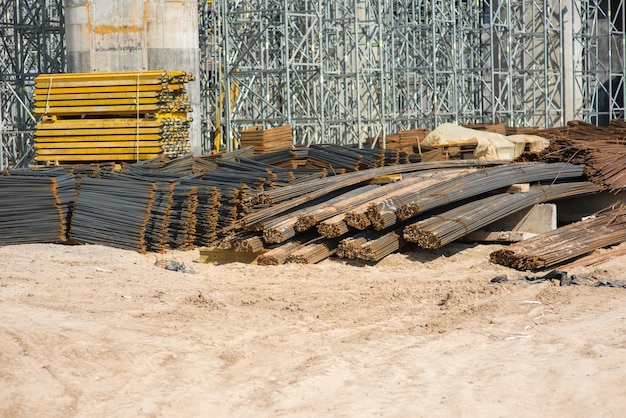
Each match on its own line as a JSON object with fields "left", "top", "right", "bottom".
{"left": 1, "top": 242, "right": 625, "bottom": 417}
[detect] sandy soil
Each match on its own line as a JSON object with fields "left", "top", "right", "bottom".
{"left": 1, "top": 242, "right": 625, "bottom": 417}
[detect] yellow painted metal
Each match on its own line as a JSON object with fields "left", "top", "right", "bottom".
{"left": 36, "top": 147, "right": 163, "bottom": 155}
{"left": 35, "top": 154, "right": 161, "bottom": 162}
{"left": 35, "top": 98, "right": 161, "bottom": 107}
{"left": 33, "top": 70, "right": 193, "bottom": 163}
{"left": 36, "top": 118, "right": 165, "bottom": 129}
{"left": 34, "top": 85, "right": 183, "bottom": 95}
{"left": 33, "top": 104, "right": 163, "bottom": 116}
{"left": 35, "top": 134, "right": 163, "bottom": 142}
{"left": 35, "top": 141, "right": 163, "bottom": 149}
{"left": 36, "top": 128, "right": 164, "bottom": 136}
{"left": 34, "top": 92, "right": 172, "bottom": 101}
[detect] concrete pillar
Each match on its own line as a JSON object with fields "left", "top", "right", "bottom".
{"left": 64, "top": 0, "right": 201, "bottom": 154}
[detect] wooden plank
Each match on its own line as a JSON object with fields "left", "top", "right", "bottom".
{"left": 198, "top": 248, "right": 267, "bottom": 265}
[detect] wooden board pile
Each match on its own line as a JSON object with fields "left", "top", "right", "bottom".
{"left": 33, "top": 70, "right": 194, "bottom": 163}
{"left": 240, "top": 124, "right": 293, "bottom": 155}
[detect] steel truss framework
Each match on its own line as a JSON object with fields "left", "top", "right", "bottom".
{"left": 573, "top": 0, "right": 626, "bottom": 125}
{"left": 0, "top": 0, "right": 65, "bottom": 169}
{"left": 1, "top": 1, "right": 625, "bottom": 165}
{"left": 207, "top": 0, "right": 574, "bottom": 150}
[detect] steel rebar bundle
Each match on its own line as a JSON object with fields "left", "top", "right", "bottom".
{"left": 70, "top": 177, "right": 156, "bottom": 252}
{"left": 144, "top": 182, "right": 175, "bottom": 252}
{"left": 490, "top": 202, "right": 626, "bottom": 271}
{"left": 285, "top": 238, "right": 340, "bottom": 264}
{"left": 404, "top": 182, "right": 600, "bottom": 249}
{"left": 525, "top": 138, "right": 626, "bottom": 193}
{"left": 358, "top": 231, "right": 405, "bottom": 262}
{"left": 394, "top": 162, "right": 585, "bottom": 221}
{"left": 336, "top": 236, "right": 369, "bottom": 259}
{"left": 346, "top": 168, "right": 474, "bottom": 231}
{"left": 257, "top": 241, "right": 304, "bottom": 265}
{"left": 0, "top": 174, "right": 72, "bottom": 244}
{"left": 317, "top": 212, "right": 352, "bottom": 239}
{"left": 168, "top": 185, "right": 198, "bottom": 249}
{"left": 232, "top": 160, "right": 500, "bottom": 232}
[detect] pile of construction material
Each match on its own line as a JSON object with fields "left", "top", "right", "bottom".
{"left": 0, "top": 170, "right": 75, "bottom": 245}
{"left": 382, "top": 128, "right": 430, "bottom": 154}
{"left": 4, "top": 119, "right": 626, "bottom": 270}
{"left": 240, "top": 124, "right": 293, "bottom": 155}
{"left": 33, "top": 70, "right": 193, "bottom": 164}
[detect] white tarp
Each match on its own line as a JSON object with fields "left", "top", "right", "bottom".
{"left": 421, "top": 123, "right": 549, "bottom": 161}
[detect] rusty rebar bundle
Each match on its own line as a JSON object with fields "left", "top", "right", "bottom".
{"left": 404, "top": 182, "right": 599, "bottom": 249}
{"left": 490, "top": 202, "right": 626, "bottom": 271}
{"left": 395, "top": 162, "right": 585, "bottom": 221}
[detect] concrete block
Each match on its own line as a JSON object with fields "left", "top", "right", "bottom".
{"left": 507, "top": 183, "right": 530, "bottom": 193}
{"left": 464, "top": 203, "right": 557, "bottom": 243}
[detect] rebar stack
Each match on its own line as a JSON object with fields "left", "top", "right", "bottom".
{"left": 285, "top": 239, "right": 339, "bottom": 264}
{"left": 403, "top": 182, "right": 600, "bottom": 249}
{"left": 70, "top": 177, "right": 156, "bottom": 252}
{"left": 257, "top": 241, "right": 304, "bottom": 265}
{"left": 523, "top": 137, "right": 626, "bottom": 193}
{"left": 394, "top": 162, "right": 586, "bottom": 221}
{"left": 490, "top": 203, "right": 626, "bottom": 271}
{"left": 358, "top": 231, "right": 405, "bottom": 262}
{"left": 0, "top": 174, "right": 72, "bottom": 244}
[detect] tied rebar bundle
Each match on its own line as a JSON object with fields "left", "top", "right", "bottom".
{"left": 257, "top": 241, "right": 304, "bottom": 265}
{"left": 285, "top": 238, "right": 340, "bottom": 264}
{"left": 358, "top": 232, "right": 405, "bottom": 262}
{"left": 523, "top": 137, "right": 626, "bottom": 193}
{"left": 490, "top": 202, "right": 626, "bottom": 271}
{"left": 70, "top": 177, "right": 156, "bottom": 252}
{"left": 404, "top": 182, "right": 600, "bottom": 249}
{"left": 394, "top": 162, "right": 586, "bottom": 221}
{"left": 0, "top": 174, "right": 74, "bottom": 244}
{"left": 231, "top": 160, "right": 501, "bottom": 232}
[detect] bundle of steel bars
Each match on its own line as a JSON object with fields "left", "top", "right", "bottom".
{"left": 403, "top": 182, "right": 600, "bottom": 249}
{"left": 70, "top": 176, "right": 156, "bottom": 252}
{"left": 490, "top": 203, "right": 626, "bottom": 271}
{"left": 522, "top": 137, "right": 626, "bottom": 193}
{"left": 0, "top": 174, "right": 73, "bottom": 244}
{"left": 393, "top": 162, "right": 585, "bottom": 221}
{"left": 33, "top": 70, "right": 193, "bottom": 163}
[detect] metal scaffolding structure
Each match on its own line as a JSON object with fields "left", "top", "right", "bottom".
{"left": 1, "top": 1, "right": 624, "bottom": 165}
{"left": 0, "top": 0, "right": 65, "bottom": 169}
{"left": 572, "top": 0, "right": 626, "bottom": 125}
{"left": 206, "top": 0, "right": 573, "bottom": 151}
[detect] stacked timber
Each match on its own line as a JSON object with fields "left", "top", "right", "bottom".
{"left": 33, "top": 70, "right": 194, "bottom": 163}
{"left": 240, "top": 124, "right": 293, "bottom": 155}
{"left": 462, "top": 123, "right": 507, "bottom": 135}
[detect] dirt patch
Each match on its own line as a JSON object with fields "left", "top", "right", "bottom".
{"left": 1, "top": 243, "right": 625, "bottom": 416}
